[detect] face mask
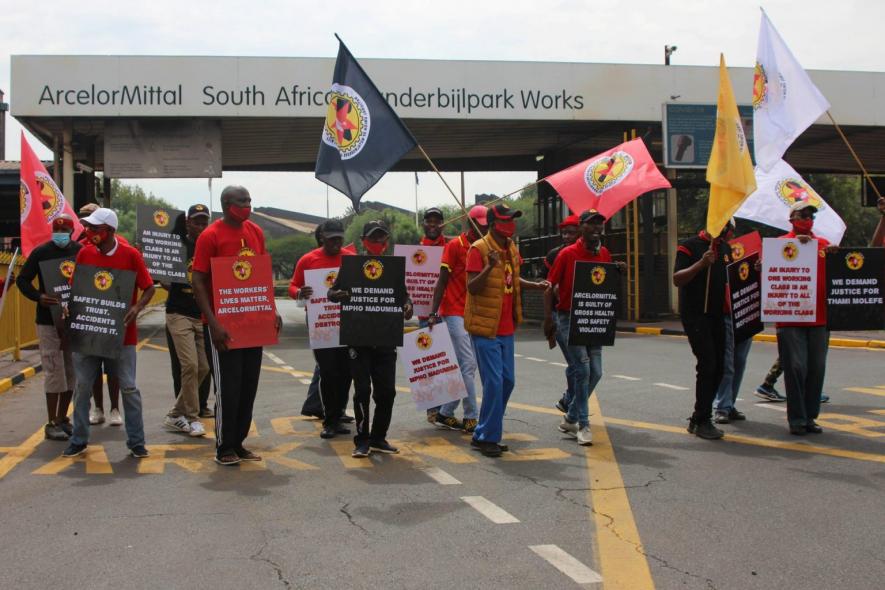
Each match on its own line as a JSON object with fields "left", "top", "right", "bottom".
{"left": 85, "top": 228, "right": 108, "bottom": 246}
{"left": 362, "top": 239, "right": 388, "bottom": 256}
{"left": 791, "top": 218, "right": 814, "bottom": 234}
{"left": 228, "top": 205, "right": 251, "bottom": 222}
{"left": 51, "top": 232, "right": 71, "bottom": 247}
{"left": 495, "top": 220, "right": 516, "bottom": 238}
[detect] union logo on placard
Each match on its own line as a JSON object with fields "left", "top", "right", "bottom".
{"left": 324, "top": 270, "right": 338, "bottom": 287}
{"left": 363, "top": 259, "right": 383, "bottom": 280}
{"left": 412, "top": 249, "right": 427, "bottom": 266}
{"left": 94, "top": 270, "right": 113, "bottom": 291}
{"left": 845, "top": 251, "right": 864, "bottom": 271}
{"left": 731, "top": 242, "right": 746, "bottom": 260}
{"left": 591, "top": 266, "right": 607, "bottom": 286}
{"left": 775, "top": 177, "right": 826, "bottom": 211}
{"left": 60, "top": 260, "right": 75, "bottom": 279}
{"left": 739, "top": 261, "right": 750, "bottom": 281}
{"left": 584, "top": 151, "right": 634, "bottom": 196}
{"left": 233, "top": 260, "right": 252, "bottom": 281}
{"left": 782, "top": 242, "right": 798, "bottom": 261}
{"left": 19, "top": 181, "right": 32, "bottom": 220}
{"left": 153, "top": 210, "right": 170, "bottom": 227}
{"left": 35, "top": 171, "right": 65, "bottom": 222}
{"left": 752, "top": 62, "right": 768, "bottom": 110}
{"left": 416, "top": 332, "right": 433, "bottom": 350}
{"left": 322, "top": 84, "right": 370, "bottom": 160}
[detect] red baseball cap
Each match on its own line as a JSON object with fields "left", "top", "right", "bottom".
{"left": 52, "top": 214, "right": 75, "bottom": 232}
{"left": 559, "top": 214, "right": 581, "bottom": 228}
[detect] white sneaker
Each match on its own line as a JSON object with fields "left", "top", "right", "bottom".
{"left": 188, "top": 420, "right": 206, "bottom": 437}
{"left": 108, "top": 408, "right": 123, "bottom": 426}
{"left": 576, "top": 426, "right": 593, "bottom": 446}
{"left": 89, "top": 407, "right": 105, "bottom": 425}
{"left": 558, "top": 419, "right": 578, "bottom": 437}
{"left": 164, "top": 415, "right": 191, "bottom": 433}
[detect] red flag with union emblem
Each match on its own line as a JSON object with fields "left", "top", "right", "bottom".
{"left": 543, "top": 138, "right": 671, "bottom": 219}
{"left": 19, "top": 133, "right": 83, "bottom": 256}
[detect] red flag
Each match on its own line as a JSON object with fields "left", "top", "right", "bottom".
{"left": 19, "top": 133, "right": 83, "bottom": 256}
{"left": 543, "top": 138, "right": 671, "bottom": 219}
{"left": 729, "top": 231, "right": 762, "bottom": 261}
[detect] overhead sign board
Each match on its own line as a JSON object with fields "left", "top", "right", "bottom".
{"left": 662, "top": 103, "right": 756, "bottom": 169}
{"left": 106, "top": 120, "right": 222, "bottom": 178}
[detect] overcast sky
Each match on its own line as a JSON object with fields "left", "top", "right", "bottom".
{"left": 3, "top": 0, "right": 883, "bottom": 218}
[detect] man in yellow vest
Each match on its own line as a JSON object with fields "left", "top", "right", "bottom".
{"left": 465, "top": 203, "right": 550, "bottom": 456}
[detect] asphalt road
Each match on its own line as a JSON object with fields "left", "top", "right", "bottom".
{"left": 0, "top": 300, "right": 883, "bottom": 590}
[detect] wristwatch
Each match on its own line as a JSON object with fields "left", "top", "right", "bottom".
{"left": 428, "top": 312, "right": 440, "bottom": 322}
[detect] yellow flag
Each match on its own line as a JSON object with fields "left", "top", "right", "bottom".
{"left": 706, "top": 54, "right": 757, "bottom": 237}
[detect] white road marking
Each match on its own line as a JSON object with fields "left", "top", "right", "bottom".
{"left": 299, "top": 378, "right": 313, "bottom": 385}
{"left": 461, "top": 496, "right": 520, "bottom": 524}
{"left": 421, "top": 467, "right": 461, "bottom": 485}
{"left": 756, "top": 403, "right": 787, "bottom": 412}
{"left": 612, "top": 374, "right": 641, "bottom": 381}
{"left": 514, "top": 353, "right": 524, "bottom": 358}
{"left": 530, "top": 545, "right": 603, "bottom": 584}
{"left": 654, "top": 382, "right": 689, "bottom": 391}
{"left": 550, "top": 362, "right": 568, "bottom": 368}
{"left": 263, "top": 352, "right": 286, "bottom": 365}
{"left": 525, "top": 357, "right": 546, "bottom": 362}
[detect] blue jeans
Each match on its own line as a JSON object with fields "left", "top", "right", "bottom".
{"left": 472, "top": 334, "right": 515, "bottom": 444}
{"left": 714, "top": 316, "right": 753, "bottom": 413}
{"left": 553, "top": 311, "right": 577, "bottom": 407}
{"left": 71, "top": 346, "right": 145, "bottom": 449}
{"left": 555, "top": 311, "right": 602, "bottom": 428}
{"left": 438, "top": 316, "right": 478, "bottom": 420}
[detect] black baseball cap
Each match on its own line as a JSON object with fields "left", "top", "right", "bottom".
{"left": 579, "top": 209, "right": 606, "bottom": 223}
{"left": 488, "top": 203, "right": 523, "bottom": 222}
{"left": 322, "top": 219, "right": 346, "bottom": 239}
{"left": 423, "top": 207, "right": 444, "bottom": 220}
{"left": 187, "top": 204, "right": 210, "bottom": 219}
{"left": 362, "top": 220, "right": 390, "bottom": 238}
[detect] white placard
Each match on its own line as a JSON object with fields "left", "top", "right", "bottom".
{"left": 398, "top": 327, "right": 467, "bottom": 411}
{"left": 393, "top": 244, "right": 443, "bottom": 318}
{"left": 761, "top": 237, "right": 819, "bottom": 323}
{"left": 304, "top": 267, "right": 341, "bottom": 349}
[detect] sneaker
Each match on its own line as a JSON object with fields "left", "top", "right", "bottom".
{"left": 62, "top": 443, "right": 87, "bottom": 457}
{"left": 426, "top": 409, "right": 439, "bottom": 425}
{"left": 108, "top": 408, "right": 123, "bottom": 427}
{"left": 693, "top": 421, "right": 724, "bottom": 440}
{"left": 320, "top": 425, "right": 337, "bottom": 439}
{"left": 820, "top": 393, "right": 830, "bottom": 404}
{"left": 44, "top": 422, "right": 69, "bottom": 441}
{"left": 558, "top": 418, "right": 578, "bottom": 437}
{"left": 236, "top": 448, "right": 262, "bottom": 461}
{"left": 215, "top": 452, "right": 241, "bottom": 465}
{"left": 352, "top": 442, "right": 371, "bottom": 458}
{"left": 58, "top": 418, "right": 73, "bottom": 436}
{"left": 129, "top": 445, "right": 150, "bottom": 459}
{"left": 199, "top": 407, "right": 215, "bottom": 418}
{"left": 370, "top": 440, "right": 399, "bottom": 454}
{"left": 576, "top": 426, "right": 593, "bottom": 446}
{"left": 164, "top": 415, "right": 192, "bottom": 433}
{"left": 89, "top": 407, "right": 105, "bottom": 425}
{"left": 754, "top": 384, "right": 786, "bottom": 402}
{"left": 713, "top": 411, "right": 730, "bottom": 424}
{"left": 728, "top": 408, "right": 747, "bottom": 421}
{"left": 188, "top": 421, "right": 206, "bottom": 437}
{"left": 478, "top": 441, "right": 503, "bottom": 457}
{"left": 555, "top": 395, "right": 569, "bottom": 413}
{"left": 435, "top": 415, "right": 463, "bottom": 430}
{"left": 470, "top": 438, "right": 509, "bottom": 452}
{"left": 462, "top": 418, "right": 478, "bottom": 433}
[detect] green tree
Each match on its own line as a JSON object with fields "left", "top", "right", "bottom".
{"left": 107, "top": 179, "right": 175, "bottom": 243}
{"left": 266, "top": 233, "right": 317, "bottom": 279}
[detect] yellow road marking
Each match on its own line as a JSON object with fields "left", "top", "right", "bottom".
{"left": 0, "top": 428, "right": 45, "bottom": 479}
{"left": 330, "top": 439, "right": 373, "bottom": 468}
{"left": 257, "top": 442, "right": 319, "bottom": 471}
{"left": 200, "top": 418, "right": 258, "bottom": 439}
{"left": 138, "top": 444, "right": 213, "bottom": 474}
{"left": 261, "top": 365, "right": 313, "bottom": 377}
{"left": 843, "top": 386, "right": 885, "bottom": 398}
{"left": 816, "top": 413, "right": 885, "bottom": 438}
{"left": 501, "top": 448, "right": 571, "bottom": 462}
{"left": 403, "top": 436, "right": 478, "bottom": 464}
{"left": 270, "top": 416, "right": 322, "bottom": 437}
{"left": 33, "top": 445, "right": 113, "bottom": 475}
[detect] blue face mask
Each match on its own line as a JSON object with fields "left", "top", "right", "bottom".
{"left": 51, "top": 232, "right": 71, "bottom": 247}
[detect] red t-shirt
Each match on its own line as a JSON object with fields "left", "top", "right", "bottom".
{"left": 776, "top": 231, "right": 830, "bottom": 328}
{"left": 421, "top": 235, "right": 447, "bottom": 247}
{"left": 547, "top": 239, "right": 612, "bottom": 312}
{"left": 288, "top": 247, "right": 354, "bottom": 299}
{"left": 192, "top": 219, "right": 266, "bottom": 312}
{"left": 466, "top": 242, "right": 522, "bottom": 336}
{"left": 439, "top": 233, "right": 471, "bottom": 317}
{"left": 74, "top": 239, "right": 154, "bottom": 345}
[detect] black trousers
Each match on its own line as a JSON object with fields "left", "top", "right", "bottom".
{"left": 777, "top": 326, "right": 829, "bottom": 427}
{"left": 210, "top": 344, "right": 263, "bottom": 455}
{"left": 301, "top": 363, "right": 352, "bottom": 419}
{"left": 166, "top": 325, "right": 213, "bottom": 411}
{"left": 349, "top": 346, "right": 397, "bottom": 444}
{"left": 314, "top": 347, "right": 351, "bottom": 428}
{"left": 682, "top": 314, "right": 726, "bottom": 423}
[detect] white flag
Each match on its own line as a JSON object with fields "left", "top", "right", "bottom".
{"left": 753, "top": 9, "right": 830, "bottom": 172}
{"left": 735, "top": 159, "right": 846, "bottom": 245}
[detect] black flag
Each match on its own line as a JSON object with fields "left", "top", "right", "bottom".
{"left": 315, "top": 39, "right": 417, "bottom": 210}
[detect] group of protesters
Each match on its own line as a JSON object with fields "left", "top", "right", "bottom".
{"left": 13, "top": 185, "right": 885, "bottom": 463}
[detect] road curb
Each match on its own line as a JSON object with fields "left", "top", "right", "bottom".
{"left": 617, "top": 325, "right": 885, "bottom": 348}
{"left": 0, "top": 364, "right": 42, "bottom": 395}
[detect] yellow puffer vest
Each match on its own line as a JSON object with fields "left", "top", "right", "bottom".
{"left": 464, "top": 234, "right": 522, "bottom": 338}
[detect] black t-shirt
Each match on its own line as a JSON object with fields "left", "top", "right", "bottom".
{"left": 165, "top": 236, "right": 200, "bottom": 319}
{"left": 16, "top": 240, "right": 82, "bottom": 325}
{"left": 674, "top": 234, "right": 733, "bottom": 318}
{"left": 540, "top": 245, "right": 564, "bottom": 280}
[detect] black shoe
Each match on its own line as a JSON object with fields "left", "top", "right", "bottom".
{"left": 320, "top": 425, "right": 336, "bottom": 439}
{"left": 301, "top": 411, "right": 324, "bottom": 420}
{"left": 820, "top": 394, "right": 830, "bottom": 404}
{"left": 693, "top": 421, "right": 724, "bottom": 440}
{"left": 62, "top": 443, "right": 87, "bottom": 458}
{"left": 687, "top": 417, "right": 698, "bottom": 434}
{"left": 728, "top": 408, "right": 747, "bottom": 421}
{"left": 351, "top": 442, "right": 371, "bottom": 458}
{"left": 469, "top": 438, "right": 508, "bottom": 452}
{"left": 789, "top": 424, "right": 807, "bottom": 436}
{"left": 370, "top": 440, "right": 400, "bottom": 454}
{"left": 713, "top": 411, "right": 730, "bottom": 424}
{"left": 479, "top": 442, "right": 503, "bottom": 457}
{"left": 236, "top": 448, "right": 262, "bottom": 461}
{"left": 555, "top": 396, "right": 568, "bottom": 413}
{"left": 805, "top": 422, "right": 823, "bottom": 434}
{"left": 335, "top": 424, "right": 351, "bottom": 435}
{"left": 58, "top": 419, "right": 73, "bottom": 436}
{"left": 44, "top": 423, "right": 69, "bottom": 441}
{"left": 129, "top": 445, "right": 150, "bottom": 459}
{"left": 338, "top": 414, "right": 354, "bottom": 424}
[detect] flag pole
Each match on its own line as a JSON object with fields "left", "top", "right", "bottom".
{"left": 416, "top": 144, "right": 482, "bottom": 235}
{"left": 826, "top": 111, "right": 883, "bottom": 200}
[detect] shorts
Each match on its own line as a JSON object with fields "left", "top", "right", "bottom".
{"left": 37, "top": 324, "right": 75, "bottom": 393}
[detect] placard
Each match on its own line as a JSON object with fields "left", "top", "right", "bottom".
{"left": 38, "top": 256, "right": 77, "bottom": 326}
{"left": 210, "top": 254, "right": 278, "bottom": 349}
{"left": 826, "top": 248, "right": 885, "bottom": 331}
{"left": 761, "top": 238, "right": 818, "bottom": 323}
{"left": 728, "top": 253, "right": 763, "bottom": 342}
{"left": 338, "top": 255, "right": 407, "bottom": 348}
{"left": 398, "top": 327, "right": 467, "bottom": 411}
{"left": 568, "top": 261, "right": 619, "bottom": 347}
{"left": 393, "top": 244, "right": 443, "bottom": 318}
{"left": 136, "top": 204, "right": 188, "bottom": 283}
{"left": 304, "top": 267, "right": 342, "bottom": 349}
{"left": 67, "top": 264, "right": 135, "bottom": 358}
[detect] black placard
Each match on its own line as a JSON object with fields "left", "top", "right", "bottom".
{"left": 727, "top": 252, "right": 763, "bottom": 343}
{"left": 826, "top": 248, "right": 885, "bottom": 331}
{"left": 568, "top": 261, "right": 619, "bottom": 347}
{"left": 136, "top": 204, "right": 187, "bottom": 283}
{"left": 38, "top": 256, "right": 77, "bottom": 326}
{"left": 338, "top": 255, "right": 407, "bottom": 347}
{"left": 67, "top": 264, "right": 136, "bottom": 358}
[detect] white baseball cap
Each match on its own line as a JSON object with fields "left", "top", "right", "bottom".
{"left": 81, "top": 207, "right": 119, "bottom": 230}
